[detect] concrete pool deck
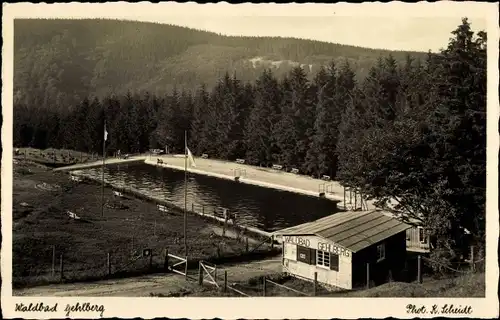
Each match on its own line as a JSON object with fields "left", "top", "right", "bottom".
{"left": 145, "top": 155, "right": 376, "bottom": 211}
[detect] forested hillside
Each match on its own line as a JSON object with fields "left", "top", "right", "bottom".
{"left": 14, "top": 18, "right": 486, "bottom": 268}
{"left": 14, "top": 18, "right": 427, "bottom": 111}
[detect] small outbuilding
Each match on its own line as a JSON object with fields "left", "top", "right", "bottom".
{"left": 273, "top": 210, "right": 411, "bottom": 290}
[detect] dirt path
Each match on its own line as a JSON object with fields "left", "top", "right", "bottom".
{"left": 13, "top": 258, "right": 282, "bottom": 297}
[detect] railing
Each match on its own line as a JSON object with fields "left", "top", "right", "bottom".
{"left": 264, "top": 277, "right": 312, "bottom": 296}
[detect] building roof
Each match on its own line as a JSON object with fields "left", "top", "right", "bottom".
{"left": 273, "top": 210, "right": 411, "bottom": 253}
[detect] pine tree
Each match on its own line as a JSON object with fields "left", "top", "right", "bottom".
{"left": 273, "top": 75, "right": 299, "bottom": 168}
{"left": 190, "top": 84, "right": 210, "bottom": 154}
{"left": 245, "top": 69, "right": 280, "bottom": 166}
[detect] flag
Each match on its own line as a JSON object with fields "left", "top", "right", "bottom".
{"left": 186, "top": 147, "right": 196, "bottom": 167}
{"left": 104, "top": 123, "right": 108, "bottom": 142}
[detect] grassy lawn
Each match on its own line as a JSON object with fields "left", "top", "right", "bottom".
{"left": 12, "top": 160, "right": 269, "bottom": 288}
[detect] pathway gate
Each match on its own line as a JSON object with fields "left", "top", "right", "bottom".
{"left": 199, "top": 260, "right": 219, "bottom": 288}
{"left": 167, "top": 253, "right": 188, "bottom": 277}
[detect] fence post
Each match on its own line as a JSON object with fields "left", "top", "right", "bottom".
{"left": 198, "top": 262, "right": 203, "bottom": 286}
{"left": 224, "top": 270, "right": 228, "bottom": 292}
{"left": 223, "top": 216, "right": 227, "bottom": 237}
{"left": 214, "top": 265, "right": 218, "bottom": 283}
{"left": 263, "top": 276, "right": 267, "bottom": 297}
{"left": 417, "top": 255, "right": 422, "bottom": 283}
{"left": 51, "top": 246, "right": 56, "bottom": 277}
{"left": 59, "top": 253, "right": 64, "bottom": 282}
{"left": 185, "top": 256, "right": 188, "bottom": 280}
{"left": 148, "top": 250, "right": 153, "bottom": 270}
{"left": 164, "top": 249, "right": 169, "bottom": 272}
{"left": 191, "top": 203, "right": 194, "bottom": 212}
{"left": 270, "top": 235, "right": 274, "bottom": 249}
{"left": 343, "top": 187, "right": 346, "bottom": 209}
{"left": 107, "top": 252, "right": 112, "bottom": 276}
{"left": 245, "top": 237, "right": 249, "bottom": 253}
{"left": 354, "top": 189, "right": 357, "bottom": 209}
{"left": 366, "top": 263, "right": 370, "bottom": 289}
{"left": 313, "top": 272, "right": 318, "bottom": 296}
{"left": 470, "top": 246, "right": 475, "bottom": 272}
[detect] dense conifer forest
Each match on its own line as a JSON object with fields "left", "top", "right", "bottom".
{"left": 14, "top": 18, "right": 486, "bottom": 267}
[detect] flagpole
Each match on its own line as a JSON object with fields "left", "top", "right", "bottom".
{"left": 101, "top": 121, "right": 106, "bottom": 218}
{"left": 184, "top": 130, "right": 188, "bottom": 257}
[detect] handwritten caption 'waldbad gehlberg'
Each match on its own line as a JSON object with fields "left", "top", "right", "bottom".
{"left": 15, "top": 302, "right": 105, "bottom": 317}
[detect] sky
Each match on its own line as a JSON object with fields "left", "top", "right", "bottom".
{"left": 5, "top": 2, "right": 492, "bottom": 52}
{"left": 134, "top": 15, "right": 488, "bottom": 53}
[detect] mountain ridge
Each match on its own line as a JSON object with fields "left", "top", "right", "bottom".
{"left": 14, "top": 18, "right": 428, "bottom": 110}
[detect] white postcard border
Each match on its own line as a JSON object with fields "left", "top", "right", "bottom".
{"left": 2, "top": 2, "right": 499, "bottom": 319}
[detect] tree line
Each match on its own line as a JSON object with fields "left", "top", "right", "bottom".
{"left": 14, "top": 18, "right": 486, "bottom": 267}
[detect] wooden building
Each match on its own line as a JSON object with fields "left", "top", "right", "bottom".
{"left": 406, "top": 225, "right": 431, "bottom": 253}
{"left": 273, "top": 210, "right": 411, "bottom": 290}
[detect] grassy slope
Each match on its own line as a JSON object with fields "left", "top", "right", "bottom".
{"left": 188, "top": 271, "right": 485, "bottom": 297}
{"left": 12, "top": 159, "right": 263, "bottom": 288}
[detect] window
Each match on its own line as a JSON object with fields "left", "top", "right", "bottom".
{"left": 316, "top": 250, "right": 330, "bottom": 268}
{"left": 329, "top": 253, "right": 339, "bottom": 271}
{"left": 418, "top": 227, "right": 428, "bottom": 244}
{"left": 296, "top": 246, "right": 313, "bottom": 264}
{"left": 377, "top": 243, "right": 386, "bottom": 262}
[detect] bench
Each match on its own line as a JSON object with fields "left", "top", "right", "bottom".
{"left": 322, "top": 175, "right": 331, "bottom": 181}
{"left": 70, "top": 175, "right": 82, "bottom": 182}
{"left": 157, "top": 204, "right": 169, "bottom": 213}
{"left": 272, "top": 164, "right": 283, "bottom": 170}
{"left": 290, "top": 168, "right": 299, "bottom": 174}
{"left": 67, "top": 211, "right": 81, "bottom": 220}
{"left": 201, "top": 153, "right": 209, "bottom": 159}
{"left": 113, "top": 191, "right": 123, "bottom": 197}
{"left": 235, "top": 158, "right": 245, "bottom": 164}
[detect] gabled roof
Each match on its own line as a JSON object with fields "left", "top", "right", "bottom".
{"left": 273, "top": 210, "right": 411, "bottom": 253}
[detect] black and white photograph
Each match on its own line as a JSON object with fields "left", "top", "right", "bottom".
{"left": 1, "top": 2, "right": 498, "bottom": 319}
